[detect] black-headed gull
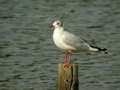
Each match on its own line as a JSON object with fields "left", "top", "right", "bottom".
{"left": 50, "top": 20, "right": 107, "bottom": 67}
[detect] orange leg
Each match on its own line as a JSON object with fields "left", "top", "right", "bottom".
{"left": 69, "top": 51, "right": 72, "bottom": 63}
{"left": 64, "top": 51, "right": 72, "bottom": 68}
{"left": 64, "top": 51, "right": 67, "bottom": 63}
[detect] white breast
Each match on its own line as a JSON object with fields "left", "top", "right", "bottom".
{"left": 53, "top": 28, "right": 75, "bottom": 51}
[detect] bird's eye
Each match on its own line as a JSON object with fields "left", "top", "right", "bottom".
{"left": 57, "top": 22, "right": 59, "bottom": 25}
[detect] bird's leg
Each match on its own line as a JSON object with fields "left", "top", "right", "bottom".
{"left": 64, "top": 51, "right": 72, "bottom": 68}
{"left": 64, "top": 51, "right": 67, "bottom": 63}
{"left": 69, "top": 51, "right": 72, "bottom": 63}
{"left": 60, "top": 51, "right": 67, "bottom": 64}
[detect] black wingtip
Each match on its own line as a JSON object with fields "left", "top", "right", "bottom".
{"left": 98, "top": 48, "right": 107, "bottom": 51}
{"left": 91, "top": 45, "right": 108, "bottom": 54}
{"left": 99, "top": 48, "right": 108, "bottom": 54}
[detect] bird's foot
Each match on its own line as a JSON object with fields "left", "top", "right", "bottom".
{"left": 64, "top": 62, "right": 70, "bottom": 68}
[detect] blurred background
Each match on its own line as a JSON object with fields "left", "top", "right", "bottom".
{"left": 0, "top": 0, "right": 120, "bottom": 90}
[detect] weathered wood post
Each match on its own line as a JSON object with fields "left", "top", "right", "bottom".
{"left": 58, "top": 63, "right": 79, "bottom": 90}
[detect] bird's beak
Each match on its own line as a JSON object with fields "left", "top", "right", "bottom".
{"left": 49, "top": 25, "right": 54, "bottom": 28}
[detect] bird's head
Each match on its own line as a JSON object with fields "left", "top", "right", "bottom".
{"left": 50, "top": 20, "right": 63, "bottom": 28}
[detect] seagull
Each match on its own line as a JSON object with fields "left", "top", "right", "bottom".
{"left": 50, "top": 20, "right": 107, "bottom": 67}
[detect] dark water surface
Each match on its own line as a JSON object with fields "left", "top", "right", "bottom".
{"left": 0, "top": 0, "right": 120, "bottom": 90}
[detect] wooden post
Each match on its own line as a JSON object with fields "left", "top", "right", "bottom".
{"left": 58, "top": 63, "right": 79, "bottom": 90}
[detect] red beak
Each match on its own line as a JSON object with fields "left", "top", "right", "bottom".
{"left": 49, "top": 25, "right": 54, "bottom": 28}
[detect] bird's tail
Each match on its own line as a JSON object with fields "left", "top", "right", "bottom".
{"left": 89, "top": 45, "right": 107, "bottom": 54}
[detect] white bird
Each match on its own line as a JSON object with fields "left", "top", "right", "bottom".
{"left": 50, "top": 20, "right": 107, "bottom": 67}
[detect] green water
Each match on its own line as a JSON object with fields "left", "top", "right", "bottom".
{"left": 0, "top": 0, "right": 120, "bottom": 90}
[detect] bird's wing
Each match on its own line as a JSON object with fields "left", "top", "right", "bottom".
{"left": 62, "top": 31, "right": 90, "bottom": 50}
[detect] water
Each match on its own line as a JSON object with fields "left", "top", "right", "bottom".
{"left": 0, "top": 0, "right": 120, "bottom": 90}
